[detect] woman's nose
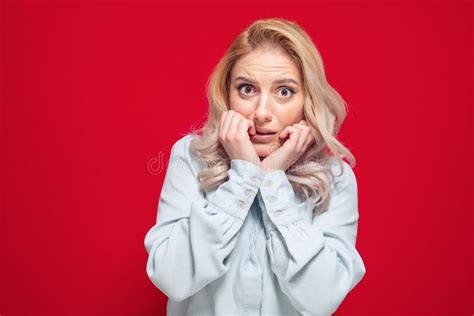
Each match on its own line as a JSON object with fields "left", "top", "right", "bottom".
{"left": 254, "top": 95, "right": 273, "bottom": 123}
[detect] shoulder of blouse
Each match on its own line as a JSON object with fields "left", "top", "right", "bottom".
{"left": 168, "top": 133, "right": 203, "bottom": 177}
{"left": 327, "top": 158, "right": 358, "bottom": 195}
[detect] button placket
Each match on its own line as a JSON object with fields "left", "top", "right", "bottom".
{"left": 237, "top": 172, "right": 262, "bottom": 215}
{"left": 261, "top": 173, "right": 288, "bottom": 222}
{"left": 244, "top": 188, "right": 253, "bottom": 198}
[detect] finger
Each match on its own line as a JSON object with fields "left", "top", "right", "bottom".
{"left": 299, "top": 119, "right": 308, "bottom": 126}
{"left": 247, "top": 119, "right": 256, "bottom": 136}
{"left": 294, "top": 120, "right": 310, "bottom": 130}
{"left": 279, "top": 126, "right": 291, "bottom": 140}
{"left": 308, "top": 126, "right": 317, "bottom": 138}
{"left": 236, "top": 116, "right": 249, "bottom": 140}
{"left": 292, "top": 124, "right": 306, "bottom": 150}
{"left": 222, "top": 110, "right": 234, "bottom": 137}
{"left": 227, "top": 111, "right": 241, "bottom": 138}
{"left": 297, "top": 127, "right": 310, "bottom": 151}
{"left": 233, "top": 112, "right": 253, "bottom": 137}
{"left": 293, "top": 124, "right": 305, "bottom": 131}
{"left": 287, "top": 126, "right": 300, "bottom": 147}
{"left": 304, "top": 127, "right": 315, "bottom": 146}
{"left": 282, "top": 125, "right": 297, "bottom": 140}
{"left": 219, "top": 111, "right": 227, "bottom": 136}
{"left": 308, "top": 128, "right": 316, "bottom": 145}
{"left": 304, "top": 135, "right": 315, "bottom": 150}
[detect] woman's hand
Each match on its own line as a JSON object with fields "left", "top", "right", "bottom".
{"left": 260, "top": 120, "right": 315, "bottom": 173}
{"left": 218, "top": 110, "right": 260, "bottom": 165}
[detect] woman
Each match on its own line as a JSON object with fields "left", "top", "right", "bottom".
{"left": 144, "top": 17, "right": 366, "bottom": 316}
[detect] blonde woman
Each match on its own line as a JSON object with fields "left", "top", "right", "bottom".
{"left": 144, "top": 17, "right": 366, "bottom": 316}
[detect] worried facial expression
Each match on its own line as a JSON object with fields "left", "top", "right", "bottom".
{"left": 229, "top": 47, "right": 305, "bottom": 159}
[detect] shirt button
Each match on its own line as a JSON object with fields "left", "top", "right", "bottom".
{"left": 244, "top": 189, "right": 253, "bottom": 197}
{"left": 238, "top": 201, "right": 246, "bottom": 209}
{"left": 250, "top": 175, "right": 259, "bottom": 183}
{"left": 269, "top": 196, "right": 278, "bottom": 204}
{"left": 264, "top": 180, "right": 273, "bottom": 187}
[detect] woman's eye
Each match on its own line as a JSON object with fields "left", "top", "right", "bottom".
{"left": 237, "top": 84, "right": 255, "bottom": 95}
{"left": 277, "top": 87, "right": 295, "bottom": 98}
{"left": 236, "top": 84, "right": 296, "bottom": 98}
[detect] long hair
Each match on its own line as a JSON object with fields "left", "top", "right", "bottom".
{"left": 187, "top": 17, "right": 355, "bottom": 216}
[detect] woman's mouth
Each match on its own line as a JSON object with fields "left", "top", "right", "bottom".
{"left": 251, "top": 130, "right": 277, "bottom": 143}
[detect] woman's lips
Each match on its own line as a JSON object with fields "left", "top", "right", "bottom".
{"left": 250, "top": 132, "right": 276, "bottom": 143}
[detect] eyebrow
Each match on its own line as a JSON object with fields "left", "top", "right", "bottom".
{"left": 234, "top": 76, "right": 300, "bottom": 86}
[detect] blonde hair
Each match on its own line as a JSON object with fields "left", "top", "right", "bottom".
{"left": 186, "top": 17, "right": 355, "bottom": 216}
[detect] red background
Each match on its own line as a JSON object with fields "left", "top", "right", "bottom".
{"left": 1, "top": 0, "right": 472, "bottom": 315}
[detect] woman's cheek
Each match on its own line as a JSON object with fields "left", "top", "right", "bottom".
{"left": 233, "top": 104, "right": 254, "bottom": 118}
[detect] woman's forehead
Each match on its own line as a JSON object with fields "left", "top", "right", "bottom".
{"left": 231, "top": 51, "right": 301, "bottom": 84}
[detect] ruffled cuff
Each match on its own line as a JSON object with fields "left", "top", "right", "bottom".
{"left": 257, "top": 169, "right": 309, "bottom": 235}
{"left": 207, "top": 159, "right": 266, "bottom": 221}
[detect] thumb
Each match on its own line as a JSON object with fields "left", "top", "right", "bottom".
{"left": 279, "top": 126, "right": 290, "bottom": 139}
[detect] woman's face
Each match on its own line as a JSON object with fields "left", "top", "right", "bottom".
{"left": 229, "top": 47, "right": 305, "bottom": 159}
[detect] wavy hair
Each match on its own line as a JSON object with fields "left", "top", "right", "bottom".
{"left": 186, "top": 17, "right": 356, "bottom": 216}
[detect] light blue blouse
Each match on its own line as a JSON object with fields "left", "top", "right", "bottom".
{"left": 144, "top": 133, "right": 366, "bottom": 316}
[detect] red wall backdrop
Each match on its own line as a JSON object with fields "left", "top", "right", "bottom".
{"left": 1, "top": 0, "right": 472, "bottom": 315}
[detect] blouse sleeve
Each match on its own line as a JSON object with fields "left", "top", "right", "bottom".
{"left": 257, "top": 161, "right": 366, "bottom": 315}
{"left": 143, "top": 136, "right": 266, "bottom": 302}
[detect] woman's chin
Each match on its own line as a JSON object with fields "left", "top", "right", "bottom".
{"left": 252, "top": 141, "right": 279, "bottom": 159}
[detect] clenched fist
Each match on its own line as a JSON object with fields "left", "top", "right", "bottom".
{"left": 218, "top": 110, "right": 260, "bottom": 165}
{"left": 260, "top": 120, "right": 315, "bottom": 173}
